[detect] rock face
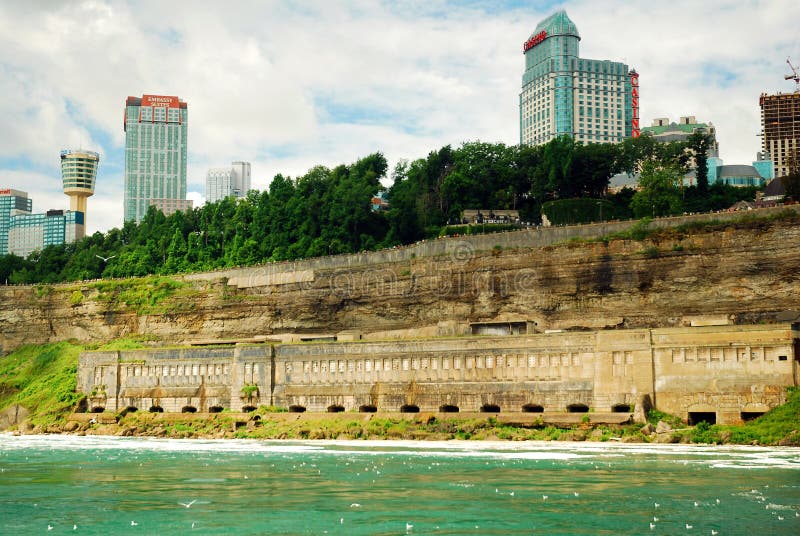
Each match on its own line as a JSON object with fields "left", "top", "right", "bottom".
{"left": 1, "top": 216, "right": 800, "bottom": 353}
{"left": 0, "top": 404, "right": 29, "bottom": 430}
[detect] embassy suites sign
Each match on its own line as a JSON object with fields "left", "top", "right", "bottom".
{"left": 142, "top": 95, "right": 180, "bottom": 108}
{"left": 523, "top": 30, "right": 547, "bottom": 52}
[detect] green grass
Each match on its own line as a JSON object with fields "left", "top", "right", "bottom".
{"left": 0, "top": 342, "right": 84, "bottom": 427}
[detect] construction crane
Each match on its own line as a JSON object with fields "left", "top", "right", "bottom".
{"left": 786, "top": 57, "right": 800, "bottom": 91}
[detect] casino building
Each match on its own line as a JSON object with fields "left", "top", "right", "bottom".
{"left": 520, "top": 10, "right": 639, "bottom": 146}
{"left": 124, "top": 94, "right": 189, "bottom": 222}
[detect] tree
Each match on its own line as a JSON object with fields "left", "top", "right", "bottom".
{"left": 781, "top": 149, "right": 800, "bottom": 201}
{"left": 630, "top": 161, "right": 684, "bottom": 218}
{"left": 687, "top": 131, "right": 713, "bottom": 192}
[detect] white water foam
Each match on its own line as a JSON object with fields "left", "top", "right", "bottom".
{"left": 2, "top": 435, "right": 799, "bottom": 468}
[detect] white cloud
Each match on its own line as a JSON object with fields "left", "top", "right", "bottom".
{"left": 1, "top": 0, "right": 799, "bottom": 234}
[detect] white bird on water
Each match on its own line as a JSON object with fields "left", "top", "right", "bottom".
{"left": 179, "top": 500, "right": 197, "bottom": 508}
{"left": 47, "top": 525, "right": 53, "bottom": 531}
{"left": 131, "top": 521, "right": 138, "bottom": 526}
{"left": 654, "top": 502, "right": 660, "bottom": 508}
{"left": 711, "top": 531, "right": 719, "bottom": 535}
{"left": 686, "top": 523, "right": 693, "bottom": 530}
{"left": 73, "top": 525, "right": 77, "bottom": 531}
{"left": 650, "top": 522, "right": 656, "bottom": 530}
{"left": 405, "top": 522, "right": 413, "bottom": 532}
{"left": 542, "top": 495, "right": 548, "bottom": 501}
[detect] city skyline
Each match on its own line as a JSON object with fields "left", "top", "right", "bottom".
{"left": 1, "top": 0, "right": 799, "bottom": 234}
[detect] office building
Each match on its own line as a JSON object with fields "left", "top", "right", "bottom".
{"left": 760, "top": 91, "right": 800, "bottom": 178}
{"left": 0, "top": 189, "right": 32, "bottom": 255}
{"left": 124, "top": 94, "right": 188, "bottom": 222}
{"left": 61, "top": 148, "right": 99, "bottom": 239}
{"left": 520, "top": 10, "right": 638, "bottom": 146}
{"left": 206, "top": 161, "right": 252, "bottom": 203}
{"left": 149, "top": 198, "right": 194, "bottom": 217}
{"left": 641, "top": 116, "right": 719, "bottom": 157}
{"left": 7, "top": 210, "right": 84, "bottom": 258}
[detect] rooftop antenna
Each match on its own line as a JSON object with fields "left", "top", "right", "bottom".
{"left": 786, "top": 57, "right": 800, "bottom": 92}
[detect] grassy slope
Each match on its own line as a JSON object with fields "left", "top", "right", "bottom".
{"left": 0, "top": 342, "right": 83, "bottom": 427}
{"left": 0, "top": 339, "right": 147, "bottom": 428}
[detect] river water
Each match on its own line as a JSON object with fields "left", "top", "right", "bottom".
{"left": 1, "top": 435, "right": 798, "bottom": 535}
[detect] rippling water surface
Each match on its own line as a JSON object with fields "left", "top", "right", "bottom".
{"left": 1, "top": 435, "right": 799, "bottom": 535}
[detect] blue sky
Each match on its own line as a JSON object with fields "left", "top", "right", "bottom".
{"left": 0, "top": 0, "right": 798, "bottom": 234}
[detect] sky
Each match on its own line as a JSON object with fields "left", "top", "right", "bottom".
{"left": 1, "top": 0, "right": 799, "bottom": 235}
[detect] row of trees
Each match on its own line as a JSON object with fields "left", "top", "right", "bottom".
{"left": 0, "top": 134, "right": 764, "bottom": 284}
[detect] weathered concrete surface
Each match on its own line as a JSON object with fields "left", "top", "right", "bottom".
{"left": 2, "top": 209, "right": 800, "bottom": 354}
{"left": 77, "top": 324, "right": 799, "bottom": 425}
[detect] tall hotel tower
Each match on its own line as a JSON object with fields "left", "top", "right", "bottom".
{"left": 123, "top": 95, "right": 188, "bottom": 222}
{"left": 520, "top": 10, "right": 639, "bottom": 146}
{"left": 61, "top": 148, "right": 99, "bottom": 239}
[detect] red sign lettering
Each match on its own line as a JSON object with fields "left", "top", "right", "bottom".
{"left": 523, "top": 31, "right": 547, "bottom": 53}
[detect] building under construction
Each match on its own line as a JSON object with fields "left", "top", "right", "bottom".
{"left": 760, "top": 59, "right": 800, "bottom": 178}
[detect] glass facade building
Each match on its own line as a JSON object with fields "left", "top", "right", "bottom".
{"left": 124, "top": 95, "right": 188, "bottom": 222}
{"left": 520, "top": 10, "right": 636, "bottom": 146}
{"left": 0, "top": 189, "right": 32, "bottom": 255}
{"left": 205, "top": 161, "right": 252, "bottom": 203}
{"left": 7, "top": 209, "right": 84, "bottom": 258}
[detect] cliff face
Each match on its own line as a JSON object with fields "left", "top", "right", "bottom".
{"left": 1, "top": 219, "right": 799, "bottom": 353}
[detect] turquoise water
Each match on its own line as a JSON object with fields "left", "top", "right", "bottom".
{"left": 1, "top": 436, "right": 799, "bottom": 535}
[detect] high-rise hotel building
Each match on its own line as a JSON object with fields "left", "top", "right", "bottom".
{"left": 520, "top": 10, "right": 639, "bottom": 146}
{"left": 0, "top": 189, "right": 32, "bottom": 255}
{"left": 124, "top": 94, "right": 188, "bottom": 222}
{"left": 206, "top": 161, "right": 252, "bottom": 204}
{"left": 760, "top": 91, "right": 800, "bottom": 178}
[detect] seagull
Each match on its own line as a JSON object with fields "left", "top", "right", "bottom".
{"left": 48, "top": 525, "right": 53, "bottom": 531}
{"left": 349, "top": 503, "right": 361, "bottom": 508}
{"left": 716, "top": 499, "right": 720, "bottom": 504}
{"left": 73, "top": 525, "right": 77, "bottom": 530}
{"left": 406, "top": 522, "right": 414, "bottom": 531}
{"left": 694, "top": 501, "right": 699, "bottom": 507}
{"left": 542, "top": 495, "right": 548, "bottom": 501}
{"left": 95, "top": 255, "right": 116, "bottom": 263}
{"left": 179, "top": 500, "right": 197, "bottom": 508}
{"left": 574, "top": 492, "right": 580, "bottom": 497}
{"left": 711, "top": 531, "right": 719, "bottom": 535}
{"left": 654, "top": 502, "right": 660, "bottom": 508}
{"left": 650, "top": 522, "right": 656, "bottom": 530}
{"left": 653, "top": 516, "right": 659, "bottom": 522}
{"left": 686, "top": 523, "right": 693, "bottom": 530}
{"left": 778, "top": 516, "right": 784, "bottom": 520}
{"left": 509, "top": 492, "right": 515, "bottom": 496}
{"left": 131, "top": 521, "right": 138, "bottom": 526}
